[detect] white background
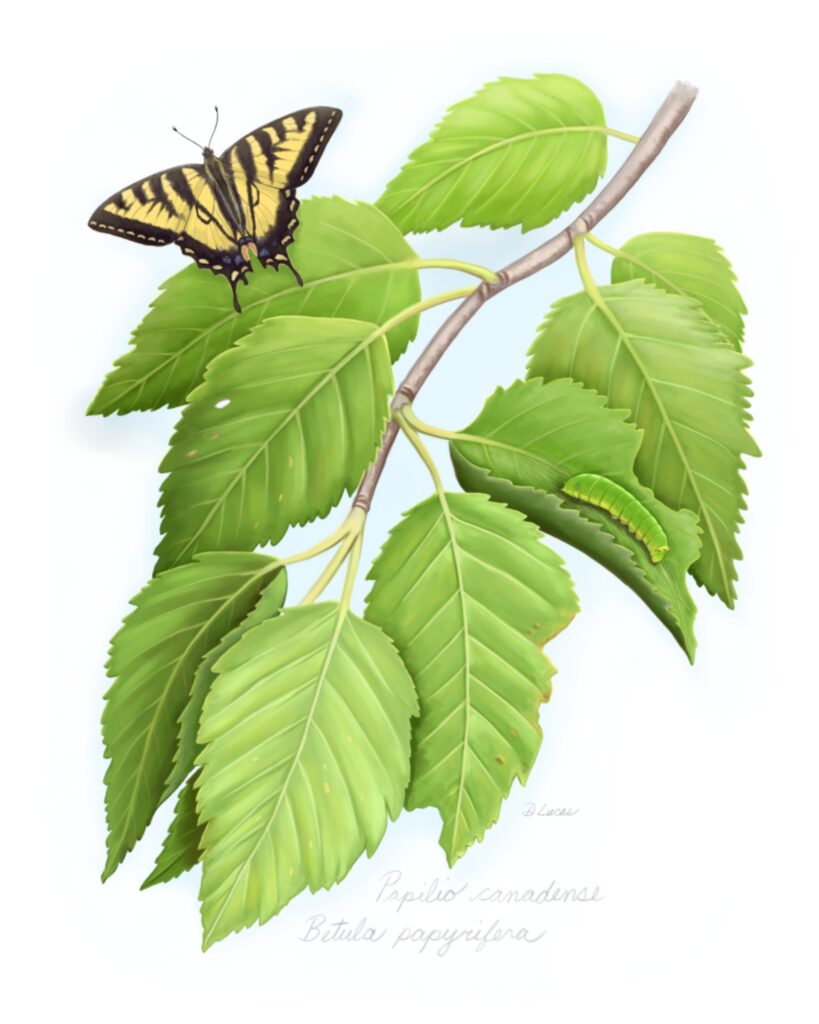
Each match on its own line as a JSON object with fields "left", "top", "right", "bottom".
{"left": 2, "top": 0, "right": 817, "bottom": 1019}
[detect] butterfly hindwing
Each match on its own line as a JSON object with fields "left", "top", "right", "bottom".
{"left": 174, "top": 173, "right": 252, "bottom": 302}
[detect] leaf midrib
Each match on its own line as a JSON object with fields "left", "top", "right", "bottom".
{"left": 587, "top": 292, "right": 733, "bottom": 602}
{"left": 202, "top": 605, "right": 343, "bottom": 947}
{"left": 435, "top": 495, "right": 472, "bottom": 861}
{"left": 386, "top": 125, "right": 606, "bottom": 215}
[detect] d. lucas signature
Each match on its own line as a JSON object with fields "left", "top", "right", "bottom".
{"left": 522, "top": 801, "right": 580, "bottom": 817}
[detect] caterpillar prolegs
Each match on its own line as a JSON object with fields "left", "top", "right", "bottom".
{"left": 561, "top": 474, "right": 670, "bottom": 563}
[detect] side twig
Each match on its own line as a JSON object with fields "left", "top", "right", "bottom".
{"left": 353, "top": 80, "right": 698, "bottom": 512}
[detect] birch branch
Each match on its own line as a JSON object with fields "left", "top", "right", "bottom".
{"left": 353, "top": 80, "right": 698, "bottom": 511}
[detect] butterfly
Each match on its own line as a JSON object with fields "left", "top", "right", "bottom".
{"left": 88, "top": 106, "right": 342, "bottom": 312}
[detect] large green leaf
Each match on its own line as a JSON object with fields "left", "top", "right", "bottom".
{"left": 155, "top": 316, "right": 392, "bottom": 572}
{"left": 142, "top": 771, "right": 202, "bottom": 890}
{"left": 196, "top": 604, "right": 417, "bottom": 949}
{"left": 449, "top": 378, "right": 701, "bottom": 659}
{"left": 163, "top": 572, "right": 288, "bottom": 798}
{"left": 365, "top": 492, "right": 577, "bottom": 866}
{"left": 88, "top": 197, "right": 421, "bottom": 415}
{"left": 377, "top": 74, "right": 608, "bottom": 233}
{"left": 101, "top": 554, "right": 282, "bottom": 880}
{"left": 527, "top": 283, "right": 759, "bottom": 606}
{"left": 610, "top": 232, "right": 747, "bottom": 349}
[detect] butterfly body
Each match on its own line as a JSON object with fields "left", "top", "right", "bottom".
{"left": 89, "top": 107, "right": 341, "bottom": 311}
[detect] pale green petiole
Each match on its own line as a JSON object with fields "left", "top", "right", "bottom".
{"left": 397, "top": 403, "right": 474, "bottom": 445}
{"left": 394, "top": 407, "right": 448, "bottom": 500}
{"left": 573, "top": 234, "right": 606, "bottom": 307}
{"left": 584, "top": 232, "right": 626, "bottom": 260}
{"left": 377, "top": 287, "right": 476, "bottom": 338}
{"left": 410, "top": 258, "right": 500, "bottom": 284}
{"left": 279, "top": 507, "right": 365, "bottom": 569}
{"left": 298, "top": 509, "right": 366, "bottom": 606}
{"left": 338, "top": 532, "right": 363, "bottom": 616}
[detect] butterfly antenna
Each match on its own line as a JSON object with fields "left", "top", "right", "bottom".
{"left": 207, "top": 106, "right": 220, "bottom": 149}
{"left": 172, "top": 125, "right": 206, "bottom": 150}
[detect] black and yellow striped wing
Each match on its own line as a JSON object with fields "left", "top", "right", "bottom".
{"left": 89, "top": 165, "right": 255, "bottom": 300}
{"left": 89, "top": 107, "right": 342, "bottom": 311}
{"left": 220, "top": 107, "right": 341, "bottom": 277}
{"left": 89, "top": 166, "right": 205, "bottom": 247}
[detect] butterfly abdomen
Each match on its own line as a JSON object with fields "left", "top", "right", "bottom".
{"left": 561, "top": 473, "right": 670, "bottom": 563}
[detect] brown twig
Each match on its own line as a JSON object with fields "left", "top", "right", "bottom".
{"left": 353, "top": 80, "right": 698, "bottom": 512}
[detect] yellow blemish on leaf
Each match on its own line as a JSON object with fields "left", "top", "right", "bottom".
{"left": 186, "top": 450, "right": 198, "bottom": 458}
{"left": 322, "top": 781, "right": 330, "bottom": 795}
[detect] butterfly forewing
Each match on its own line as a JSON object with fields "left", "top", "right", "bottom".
{"left": 219, "top": 107, "right": 342, "bottom": 190}
{"left": 88, "top": 165, "right": 205, "bottom": 245}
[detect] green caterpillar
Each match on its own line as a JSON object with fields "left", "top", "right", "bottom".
{"left": 561, "top": 473, "right": 669, "bottom": 564}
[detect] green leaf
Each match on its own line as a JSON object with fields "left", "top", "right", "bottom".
{"left": 101, "top": 553, "right": 282, "bottom": 880}
{"left": 365, "top": 491, "right": 578, "bottom": 866}
{"left": 377, "top": 74, "right": 608, "bottom": 234}
{"left": 87, "top": 197, "right": 421, "bottom": 415}
{"left": 141, "top": 771, "right": 203, "bottom": 890}
{"left": 155, "top": 316, "right": 392, "bottom": 572}
{"left": 196, "top": 604, "right": 417, "bottom": 949}
{"left": 163, "top": 572, "right": 288, "bottom": 799}
{"left": 449, "top": 379, "right": 701, "bottom": 660}
{"left": 527, "top": 282, "right": 759, "bottom": 607}
{"left": 610, "top": 232, "right": 747, "bottom": 349}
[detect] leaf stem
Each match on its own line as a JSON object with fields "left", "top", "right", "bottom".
{"left": 378, "top": 287, "right": 477, "bottom": 339}
{"left": 394, "top": 408, "right": 447, "bottom": 500}
{"left": 606, "top": 128, "right": 641, "bottom": 144}
{"left": 585, "top": 232, "right": 626, "bottom": 259}
{"left": 398, "top": 403, "right": 473, "bottom": 445}
{"left": 353, "top": 81, "right": 698, "bottom": 514}
{"left": 296, "top": 507, "right": 364, "bottom": 602}
{"left": 411, "top": 258, "right": 500, "bottom": 283}
{"left": 339, "top": 531, "right": 363, "bottom": 616}
{"left": 279, "top": 507, "right": 365, "bottom": 568}
{"left": 300, "top": 531, "right": 357, "bottom": 605}
{"left": 573, "top": 235, "right": 605, "bottom": 305}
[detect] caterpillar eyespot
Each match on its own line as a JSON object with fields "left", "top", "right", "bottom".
{"left": 561, "top": 473, "right": 670, "bottom": 563}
